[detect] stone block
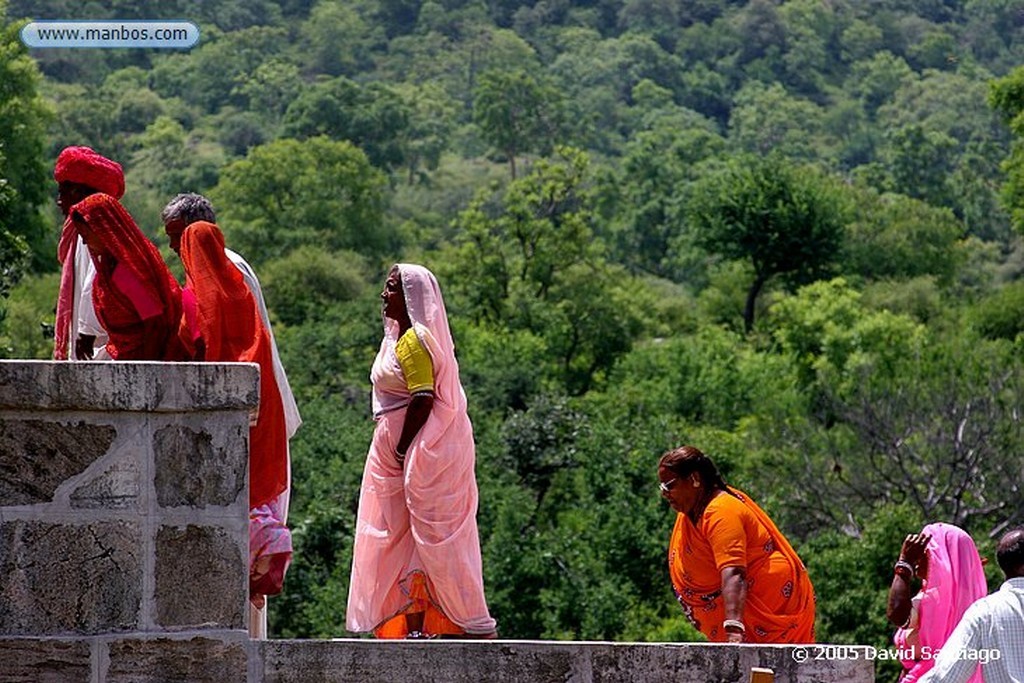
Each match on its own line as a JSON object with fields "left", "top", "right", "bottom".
{"left": 0, "top": 520, "right": 141, "bottom": 635}
{"left": 107, "top": 637, "right": 248, "bottom": 683}
{"left": 0, "top": 419, "right": 116, "bottom": 506}
{"left": 257, "top": 640, "right": 875, "bottom": 683}
{"left": 0, "top": 360, "right": 258, "bottom": 413}
{"left": 70, "top": 451, "right": 140, "bottom": 510}
{"left": 0, "top": 638, "right": 91, "bottom": 682}
{"left": 155, "top": 525, "right": 245, "bottom": 629}
{"left": 153, "top": 423, "right": 247, "bottom": 508}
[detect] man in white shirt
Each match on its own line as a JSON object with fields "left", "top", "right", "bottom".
{"left": 53, "top": 146, "right": 120, "bottom": 360}
{"left": 920, "top": 527, "right": 1024, "bottom": 683}
{"left": 162, "top": 193, "right": 302, "bottom": 638}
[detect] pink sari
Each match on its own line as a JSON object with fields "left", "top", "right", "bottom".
{"left": 346, "top": 264, "right": 496, "bottom": 636}
{"left": 894, "top": 522, "right": 987, "bottom": 682}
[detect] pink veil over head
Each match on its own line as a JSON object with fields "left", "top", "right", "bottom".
{"left": 392, "top": 263, "right": 467, "bottom": 417}
{"left": 895, "top": 522, "right": 987, "bottom": 683}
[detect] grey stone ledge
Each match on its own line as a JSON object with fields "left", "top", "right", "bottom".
{"left": 0, "top": 361, "right": 259, "bottom": 413}
{"left": 253, "top": 640, "right": 875, "bottom": 683}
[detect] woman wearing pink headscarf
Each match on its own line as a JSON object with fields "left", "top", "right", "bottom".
{"left": 887, "top": 522, "right": 988, "bottom": 682}
{"left": 346, "top": 264, "right": 497, "bottom": 639}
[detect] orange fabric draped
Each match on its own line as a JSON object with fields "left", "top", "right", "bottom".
{"left": 668, "top": 488, "right": 815, "bottom": 643}
{"left": 69, "top": 194, "right": 187, "bottom": 361}
{"left": 179, "top": 221, "right": 288, "bottom": 509}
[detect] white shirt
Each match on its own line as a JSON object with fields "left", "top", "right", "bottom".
{"left": 72, "top": 236, "right": 110, "bottom": 360}
{"left": 225, "top": 248, "right": 302, "bottom": 439}
{"left": 919, "top": 577, "right": 1024, "bottom": 683}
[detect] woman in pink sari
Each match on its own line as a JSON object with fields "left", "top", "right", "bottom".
{"left": 887, "top": 522, "right": 987, "bottom": 682}
{"left": 346, "top": 264, "right": 497, "bottom": 639}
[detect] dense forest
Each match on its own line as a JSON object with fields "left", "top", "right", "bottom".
{"left": 3, "top": 0, "right": 1024, "bottom": 673}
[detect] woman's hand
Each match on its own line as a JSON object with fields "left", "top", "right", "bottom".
{"left": 395, "top": 392, "right": 434, "bottom": 466}
{"left": 900, "top": 532, "right": 930, "bottom": 572}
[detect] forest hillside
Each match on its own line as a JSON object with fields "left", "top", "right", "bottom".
{"left": 3, "top": 0, "right": 1024, "bottom": 671}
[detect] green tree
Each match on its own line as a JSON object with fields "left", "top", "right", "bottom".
{"left": 391, "top": 82, "right": 457, "bottom": 185}
{"left": 841, "top": 187, "right": 965, "bottom": 285}
{"left": 210, "top": 136, "right": 391, "bottom": 266}
{"left": 472, "top": 68, "right": 565, "bottom": 179}
{"left": 448, "top": 147, "right": 644, "bottom": 394}
{"left": 688, "top": 155, "right": 849, "bottom": 332}
{"left": 259, "top": 247, "right": 368, "bottom": 326}
{"left": 989, "top": 65, "right": 1024, "bottom": 234}
{"left": 600, "top": 90, "right": 724, "bottom": 278}
{"left": 727, "top": 81, "right": 829, "bottom": 162}
{"left": 0, "top": 8, "right": 52, "bottom": 271}
{"left": 282, "top": 77, "right": 411, "bottom": 172}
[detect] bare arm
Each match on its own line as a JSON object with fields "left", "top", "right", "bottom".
{"left": 887, "top": 532, "right": 929, "bottom": 626}
{"left": 721, "top": 565, "right": 748, "bottom": 643}
{"left": 396, "top": 392, "right": 434, "bottom": 462}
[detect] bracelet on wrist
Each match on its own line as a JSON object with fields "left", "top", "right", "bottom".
{"left": 894, "top": 559, "right": 914, "bottom": 579}
{"left": 723, "top": 619, "right": 745, "bottom": 632}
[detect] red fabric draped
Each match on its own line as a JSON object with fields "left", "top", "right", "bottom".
{"left": 70, "top": 194, "right": 187, "bottom": 361}
{"left": 180, "top": 221, "right": 288, "bottom": 509}
{"left": 53, "top": 218, "right": 79, "bottom": 360}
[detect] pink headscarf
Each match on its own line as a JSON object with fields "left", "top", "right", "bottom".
{"left": 895, "top": 522, "right": 987, "bottom": 682}
{"left": 390, "top": 263, "right": 466, "bottom": 417}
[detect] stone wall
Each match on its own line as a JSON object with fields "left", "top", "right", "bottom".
{"left": 0, "top": 361, "right": 874, "bottom": 683}
{"left": 0, "top": 360, "right": 255, "bottom": 683}
{"left": 253, "top": 639, "right": 875, "bottom": 683}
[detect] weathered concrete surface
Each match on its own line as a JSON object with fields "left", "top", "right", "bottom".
{"left": 155, "top": 525, "right": 246, "bottom": 629}
{"left": 107, "top": 637, "right": 249, "bottom": 683}
{"left": 0, "top": 638, "right": 92, "bottom": 682}
{"left": 0, "top": 360, "right": 259, "bottom": 412}
{"left": 0, "top": 419, "right": 116, "bottom": 505}
{"left": 253, "top": 640, "right": 874, "bottom": 683}
{"left": 154, "top": 423, "right": 247, "bottom": 508}
{"left": 0, "top": 520, "right": 142, "bottom": 635}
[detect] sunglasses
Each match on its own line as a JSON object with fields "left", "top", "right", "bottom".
{"left": 659, "top": 478, "right": 677, "bottom": 493}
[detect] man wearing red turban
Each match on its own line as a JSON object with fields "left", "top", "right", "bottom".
{"left": 53, "top": 146, "right": 125, "bottom": 360}
{"left": 53, "top": 146, "right": 188, "bottom": 361}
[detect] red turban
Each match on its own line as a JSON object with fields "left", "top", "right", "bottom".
{"left": 53, "top": 146, "right": 125, "bottom": 200}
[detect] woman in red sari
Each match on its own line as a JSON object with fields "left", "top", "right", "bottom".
{"left": 178, "top": 220, "right": 291, "bottom": 626}
{"left": 660, "top": 445, "right": 815, "bottom": 643}
{"left": 70, "top": 193, "right": 187, "bottom": 361}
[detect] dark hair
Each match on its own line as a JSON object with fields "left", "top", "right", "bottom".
{"left": 161, "top": 193, "right": 216, "bottom": 225}
{"left": 658, "top": 445, "right": 728, "bottom": 491}
{"left": 996, "top": 527, "right": 1024, "bottom": 577}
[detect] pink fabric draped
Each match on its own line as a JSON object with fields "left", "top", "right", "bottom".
{"left": 249, "top": 500, "right": 292, "bottom": 596}
{"left": 894, "top": 522, "right": 987, "bottom": 682}
{"left": 347, "top": 264, "right": 496, "bottom": 636}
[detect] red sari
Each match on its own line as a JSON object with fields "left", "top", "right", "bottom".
{"left": 179, "top": 221, "right": 288, "bottom": 510}
{"left": 69, "top": 194, "right": 188, "bottom": 361}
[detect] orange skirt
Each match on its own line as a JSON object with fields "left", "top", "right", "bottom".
{"left": 373, "top": 571, "right": 465, "bottom": 638}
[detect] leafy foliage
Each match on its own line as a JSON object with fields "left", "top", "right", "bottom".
{"left": 6, "top": 0, "right": 1024, "bottom": 654}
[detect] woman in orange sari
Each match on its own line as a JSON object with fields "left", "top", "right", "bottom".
{"left": 660, "top": 445, "right": 815, "bottom": 643}
{"left": 178, "top": 221, "right": 291, "bottom": 630}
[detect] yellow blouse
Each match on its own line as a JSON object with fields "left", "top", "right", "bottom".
{"left": 395, "top": 327, "right": 434, "bottom": 395}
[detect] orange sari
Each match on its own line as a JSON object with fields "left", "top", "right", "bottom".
{"left": 179, "top": 221, "right": 288, "bottom": 510}
{"left": 668, "top": 488, "right": 815, "bottom": 643}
